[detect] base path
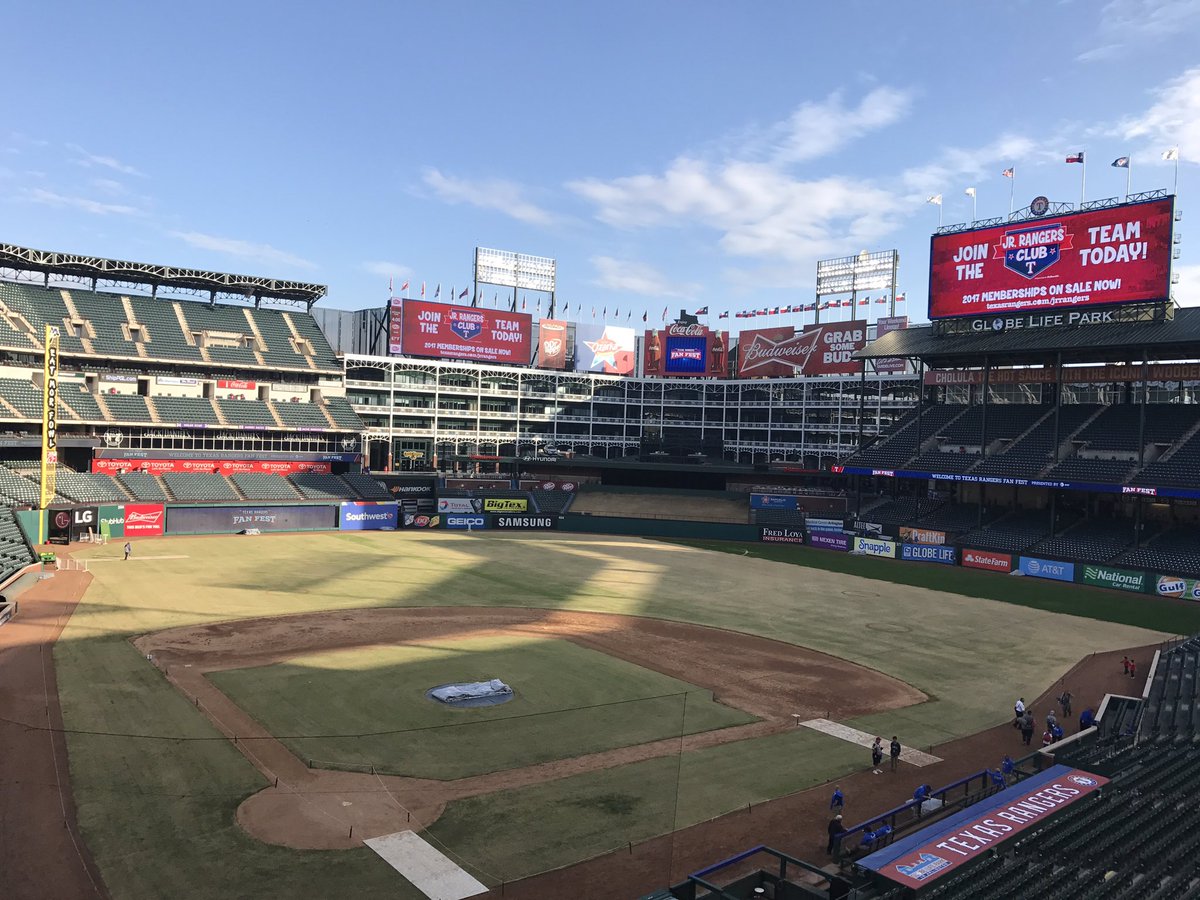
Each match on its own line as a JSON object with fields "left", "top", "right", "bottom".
{"left": 800, "top": 719, "right": 943, "bottom": 766}
{"left": 365, "top": 831, "right": 489, "bottom": 900}
{"left": 0, "top": 570, "right": 108, "bottom": 900}
{"left": 136, "top": 606, "right": 927, "bottom": 852}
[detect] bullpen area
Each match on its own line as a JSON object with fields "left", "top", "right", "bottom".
{"left": 30, "top": 531, "right": 1181, "bottom": 898}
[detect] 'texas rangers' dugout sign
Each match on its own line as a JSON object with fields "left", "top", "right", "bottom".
{"left": 397, "top": 299, "right": 532, "bottom": 364}
{"left": 929, "top": 197, "right": 1174, "bottom": 319}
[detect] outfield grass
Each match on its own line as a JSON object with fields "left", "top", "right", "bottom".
{"left": 665, "top": 539, "right": 1200, "bottom": 635}
{"left": 55, "top": 531, "right": 1168, "bottom": 896}
{"left": 209, "top": 636, "right": 754, "bottom": 779}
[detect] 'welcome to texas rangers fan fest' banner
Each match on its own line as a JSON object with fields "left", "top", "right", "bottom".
{"left": 737, "top": 322, "right": 867, "bottom": 378}
{"left": 391, "top": 298, "right": 532, "bottom": 364}
{"left": 643, "top": 323, "right": 729, "bottom": 377}
{"left": 928, "top": 197, "right": 1174, "bottom": 319}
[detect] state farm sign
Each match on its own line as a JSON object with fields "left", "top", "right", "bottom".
{"left": 737, "top": 323, "right": 865, "bottom": 377}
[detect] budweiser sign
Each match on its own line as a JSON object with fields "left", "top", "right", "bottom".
{"left": 124, "top": 503, "right": 165, "bottom": 536}
{"left": 737, "top": 324, "right": 865, "bottom": 377}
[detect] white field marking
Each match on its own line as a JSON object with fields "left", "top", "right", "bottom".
{"left": 800, "top": 718, "right": 943, "bottom": 766}
{"left": 364, "top": 831, "right": 488, "bottom": 900}
{"left": 83, "top": 555, "right": 191, "bottom": 562}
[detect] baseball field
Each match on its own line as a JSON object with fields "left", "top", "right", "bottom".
{"left": 40, "top": 529, "right": 1192, "bottom": 899}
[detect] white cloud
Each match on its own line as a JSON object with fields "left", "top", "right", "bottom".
{"left": 67, "top": 144, "right": 145, "bottom": 177}
{"left": 1079, "top": 0, "right": 1200, "bottom": 61}
{"left": 362, "top": 260, "right": 413, "bottom": 279}
{"left": 765, "top": 86, "right": 913, "bottom": 164}
{"left": 422, "top": 168, "right": 554, "bottom": 225}
{"left": 591, "top": 256, "right": 700, "bottom": 299}
{"left": 170, "top": 231, "right": 316, "bottom": 270}
{"left": 26, "top": 188, "right": 143, "bottom": 216}
{"left": 900, "top": 134, "right": 1047, "bottom": 197}
{"left": 1121, "top": 66, "right": 1200, "bottom": 162}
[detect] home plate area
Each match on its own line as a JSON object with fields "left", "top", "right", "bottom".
{"left": 364, "top": 830, "right": 488, "bottom": 900}
{"left": 799, "top": 718, "right": 943, "bottom": 766}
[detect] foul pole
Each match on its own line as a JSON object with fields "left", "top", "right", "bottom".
{"left": 38, "top": 325, "right": 59, "bottom": 544}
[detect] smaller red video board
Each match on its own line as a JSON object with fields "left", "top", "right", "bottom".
{"left": 928, "top": 197, "right": 1173, "bottom": 319}
{"left": 397, "top": 299, "right": 532, "bottom": 365}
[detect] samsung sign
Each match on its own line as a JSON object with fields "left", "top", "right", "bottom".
{"left": 1018, "top": 556, "right": 1076, "bottom": 582}
{"left": 339, "top": 502, "right": 398, "bottom": 531}
{"left": 445, "top": 515, "right": 487, "bottom": 530}
{"left": 900, "top": 544, "right": 957, "bottom": 565}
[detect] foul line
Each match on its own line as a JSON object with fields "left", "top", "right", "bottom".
{"left": 83, "top": 555, "right": 191, "bottom": 563}
{"left": 799, "top": 718, "right": 943, "bottom": 767}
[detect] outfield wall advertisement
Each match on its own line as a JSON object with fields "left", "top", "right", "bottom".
{"left": 166, "top": 504, "right": 336, "bottom": 535}
{"left": 1018, "top": 556, "right": 1075, "bottom": 582}
{"left": 809, "top": 531, "right": 850, "bottom": 551}
{"left": 1080, "top": 564, "right": 1148, "bottom": 593}
{"left": 338, "top": 502, "right": 398, "bottom": 530}
{"left": 900, "top": 543, "right": 957, "bottom": 565}
{"left": 929, "top": 197, "right": 1173, "bottom": 319}
{"left": 1155, "top": 576, "right": 1200, "bottom": 600}
{"left": 759, "top": 525, "right": 804, "bottom": 544}
{"left": 853, "top": 537, "right": 896, "bottom": 558}
{"left": 962, "top": 548, "right": 1013, "bottom": 573}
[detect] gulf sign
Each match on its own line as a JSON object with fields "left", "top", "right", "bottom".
{"left": 398, "top": 299, "right": 532, "bottom": 365}
{"left": 928, "top": 197, "right": 1174, "bottom": 319}
{"left": 737, "top": 323, "right": 865, "bottom": 378}
{"left": 1155, "top": 576, "right": 1200, "bottom": 600}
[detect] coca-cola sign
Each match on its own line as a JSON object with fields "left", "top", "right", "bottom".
{"left": 644, "top": 326, "right": 729, "bottom": 377}
{"left": 667, "top": 323, "right": 707, "bottom": 337}
{"left": 737, "top": 324, "right": 865, "bottom": 377}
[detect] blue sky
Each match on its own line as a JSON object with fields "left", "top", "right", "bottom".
{"left": 3, "top": 0, "right": 1199, "bottom": 327}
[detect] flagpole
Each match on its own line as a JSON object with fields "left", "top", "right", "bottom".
{"left": 1174, "top": 153, "right": 1180, "bottom": 195}
{"left": 1080, "top": 155, "right": 1087, "bottom": 206}
{"left": 1009, "top": 169, "right": 1015, "bottom": 215}
{"left": 1126, "top": 159, "right": 1131, "bottom": 201}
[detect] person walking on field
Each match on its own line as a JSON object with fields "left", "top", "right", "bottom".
{"left": 889, "top": 736, "right": 902, "bottom": 772}
{"left": 1129, "top": 658, "right": 1137, "bottom": 680}
{"left": 1058, "top": 689, "right": 1073, "bottom": 717}
{"left": 830, "top": 786, "right": 844, "bottom": 811}
{"left": 1020, "top": 711, "right": 1035, "bottom": 746}
{"left": 871, "top": 737, "right": 884, "bottom": 775}
{"left": 123, "top": 541, "right": 131, "bottom": 561}
{"left": 1014, "top": 697, "right": 1026, "bottom": 718}
{"left": 1122, "top": 656, "right": 1131, "bottom": 676}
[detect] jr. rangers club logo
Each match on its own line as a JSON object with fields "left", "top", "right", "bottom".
{"left": 997, "top": 222, "right": 1073, "bottom": 279}
{"left": 448, "top": 309, "right": 484, "bottom": 341}
{"left": 1069, "top": 775, "right": 1099, "bottom": 787}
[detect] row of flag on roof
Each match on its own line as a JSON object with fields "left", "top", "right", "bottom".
{"left": 712, "top": 295, "right": 907, "bottom": 319}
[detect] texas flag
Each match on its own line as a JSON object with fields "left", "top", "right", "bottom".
{"left": 694, "top": 306, "right": 709, "bottom": 315}
{"left": 1066, "top": 152, "right": 1085, "bottom": 164}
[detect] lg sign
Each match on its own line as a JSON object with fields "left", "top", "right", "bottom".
{"left": 929, "top": 197, "right": 1174, "bottom": 319}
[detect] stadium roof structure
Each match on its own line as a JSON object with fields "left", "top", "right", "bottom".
{"left": 0, "top": 243, "right": 326, "bottom": 309}
{"left": 858, "top": 306, "right": 1200, "bottom": 367}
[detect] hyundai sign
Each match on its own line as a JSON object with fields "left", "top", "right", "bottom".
{"left": 339, "top": 502, "right": 399, "bottom": 530}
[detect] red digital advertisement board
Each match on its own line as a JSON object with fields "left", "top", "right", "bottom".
{"left": 929, "top": 197, "right": 1174, "bottom": 319}
{"left": 91, "top": 459, "right": 331, "bottom": 475}
{"left": 397, "top": 300, "right": 532, "bottom": 364}
{"left": 643, "top": 324, "right": 729, "bottom": 377}
{"left": 124, "top": 503, "right": 165, "bottom": 536}
{"left": 737, "top": 323, "right": 866, "bottom": 378}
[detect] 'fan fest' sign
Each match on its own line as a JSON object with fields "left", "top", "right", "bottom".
{"left": 928, "top": 197, "right": 1174, "bottom": 319}
{"left": 737, "top": 323, "right": 866, "bottom": 378}
{"left": 394, "top": 299, "right": 532, "bottom": 364}
{"left": 642, "top": 324, "right": 729, "bottom": 377}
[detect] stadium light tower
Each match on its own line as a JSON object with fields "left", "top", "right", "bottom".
{"left": 474, "top": 247, "right": 556, "bottom": 315}
{"left": 815, "top": 249, "right": 900, "bottom": 321}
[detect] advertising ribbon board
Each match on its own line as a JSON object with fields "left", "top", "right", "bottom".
{"left": 806, "top": 517, "right": 845, "bottom": 533}
{"left": 962, "top": 548, "right": 1013, "bottom": 573}
{"left": 483, "top": 498, "right": 528, "bottom": 512}
{"left": 759, "top": 526, "right": 804, "bottom": 544}
{"left": 1019, "top": 556, "right": 1075, "bottom": 582}
{"left": 900, "top": 526, "right": 947, "bottom": 546}
{"left": 853, "top": 537, "right": 897, "bottom": 558}
{"left": 1080, "top": 564, "right": 1148, "bottom": 593}
{"left": 901, "top": 544, "right": 957, "bottom": 565}
{"left": 167, "top": 505, "right": 336, "bottom": 534}
{"left": 809, "top": 531, "right": 850, "bottom": 551}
